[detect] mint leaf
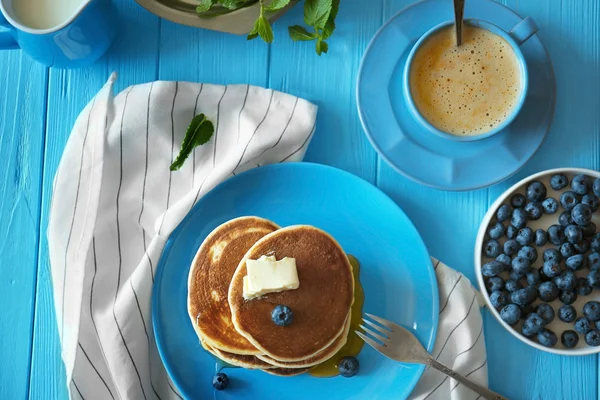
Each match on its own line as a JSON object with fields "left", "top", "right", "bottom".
{"left": 304, "top": 0, "right": 333, "bottom": 30}
{"left": 315, "top": 38, "right": 328, "bottom": 55}
{"left": 264, "top": 0, "right": 291, "bottom": 11}
{"left": 170, "top": 114, "right": 215, "bottom": 171}
{"left": 220, "top": 0, "right": 252, "bottom": 9}
{"left": 288, "top": 25, "right": 317, "bottom": 41}
{"left": 322, "top": 0, "right": 339, "bottom": 39}
{"left": 251, "top": 14, "right": 273, "bottom": 43}
{"left": 196, "top": 0, "right": 216, "bottom": 12}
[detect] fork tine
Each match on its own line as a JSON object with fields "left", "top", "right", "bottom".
{"left": 365, "top": 313, "right": 400, "bottom": 331}
{"left": 356, "top": 331, "right": 387, "bottom": 354}
{"left": 362, "top": 317, "right": 392, "bottom": 336}
{"left": 359, "top": 324, "right": 389, "bottom": 344}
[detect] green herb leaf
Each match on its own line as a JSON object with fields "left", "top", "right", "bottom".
{"left": 248, "top": 14, "right": 274, "bottom": 43}
{"left": 288, "top": 25, "right": 318, "bottom": 41}
{"left": 264, "top": 0, "right": 291, "bottom": 11}
{"left": 220, "top": 0, "right": 252, "bottom": 9}
{"left": 304, "top": 0, "right": 333, "bottom": 30}
{"left": 315, "top": 37, "right": 328, "bottom": 55}
{"left": 196, "top": 0, "right": 216, "bottom": 12}
{"left": 322, "top": 0, "right": 339, "bottom": 39}
{"left": 170, "top": 114, "right": 215, "bottom": 171}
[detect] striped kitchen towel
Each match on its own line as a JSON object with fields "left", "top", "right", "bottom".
{"left": 48, "top": 74, "right": 487, "bottom": 400}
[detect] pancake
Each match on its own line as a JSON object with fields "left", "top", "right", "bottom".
{"left": 200, "top": 340, "right": 274, "bottom": 369}
{"left": 188, "top": 216, "right": 279, "bottom": 355}
{"left": 263, "top": 367, "right": 310, "bottom": 377}
{"left": 228, "top": 225, "right": 354, "bottom": 362}
{"left": 256, "top": 313, "right": 351, "bottom": 368}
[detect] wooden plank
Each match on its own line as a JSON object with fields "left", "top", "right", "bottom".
{"left": 0, "top": 51, "right": 47, "bottom": 399}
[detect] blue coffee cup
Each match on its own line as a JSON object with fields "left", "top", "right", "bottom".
{"left": 403, "top": 17, "right": 539, "bottom": 142}
{"left": 0, "top": 0, "right": 118, "bottom": 68}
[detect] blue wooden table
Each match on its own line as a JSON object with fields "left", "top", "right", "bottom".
{"left": 1, "top": 0, "right": 598, "bottom": 399}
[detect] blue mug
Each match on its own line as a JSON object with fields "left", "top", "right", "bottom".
{"left": 0, "top": 0, "right": 118, "bottom": 68}
{"left": 403, "top": 17, "right": 539, "bottom": 142}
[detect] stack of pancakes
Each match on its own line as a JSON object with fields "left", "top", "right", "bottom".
{"left": 187, "top": 217, "right": 354, "bottom": 376}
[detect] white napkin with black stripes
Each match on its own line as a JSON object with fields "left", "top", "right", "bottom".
{"left": 48, "top": 74, "right": 487, "bottom": 400}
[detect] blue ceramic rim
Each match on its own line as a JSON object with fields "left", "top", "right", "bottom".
{"left": 356, "top": 0, "right": 557, "bottom": 191}
{"left": 152, "top": 162, "right": 440, "bottom": 398}
{"left": 402, "top": 18, "right": 530, "bottom": 143}
{"left": 0, "top": 0, "right": 90, "bottom": 34}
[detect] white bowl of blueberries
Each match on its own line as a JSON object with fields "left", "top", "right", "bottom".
{"left": 475, "top": 168, "right": 600, "bottom": 355}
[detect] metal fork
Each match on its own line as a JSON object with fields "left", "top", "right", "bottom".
{"left": 357, "top": 313, "right": 507, "bottom": 400}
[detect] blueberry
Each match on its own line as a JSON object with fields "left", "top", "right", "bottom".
{"left": 544, "top": 248, "right": 562, "bottom": 262}
{"left": 537, "top": 329, "right": 558, "bottom": 348}
{"left": 511, "top": 208, "right": 528, "bottom": 229}
{"left": 511, "top": 286, "right": 537, "bottom": 306}
{"left": 522, "top": 313, "right": 545, "bottom": 335}
{"left": 525, "top": 202, "right": 543, "bottom": 221}
{"left": 486, "top": 276, "right": 505, "bottom": 292}
{"left": 561, "top": 330, "right": 579, "bottom": 348}
{"left": 511, "top": 256, "right": 531, "bottom": 275}
{"left": 548, "top": 225, "right": 565, "bottom": 245}
{"left": 577, "top": 280, "right": 593, "bottom": 296}
{"left": 560, "top": 290, "right": 577, "bottom": 305}
{"left": 565, "top": 225, "right": 583, "bottom": 244}
{"left": 482, "top": 261, "right": 503, "bottom": 277}
{"left": 594, "top": 178, "right": 600, "bottom": 197}
{"left": 560, "top": 243, "right": 576, "bottom": 259}
{"left": 503, "top": 240, "right": 520, "bottom": 256}
{"left": 560, "top": 191, "right": 580, "bottom": 211}
{"left": 585, "top": 330, "right": 600, "bottom": 346}
{"left": 483, "top": 240, "right": 502, "bottom": 258}
{"left": 559, "top": 211, "right": 574, "bottom": 227}
{"left": 511, "top": 193, "right": 527, "bottom": 208}
{"left": 539, "top": 267, "right": 553, "bottom": 282}
{"left": 338, "top": 356, "right": 359, "bottom": 377}
{"left": 588, "top": 252, "right": 600, "bottom": 270}
{"left": 535, "top": 229, "right": 547, "bottom": 247}
{"left": 510, "top": 271, "right": 526, "bottom": 283}
{"left": 496, "top": 204, "right": 512, "bottom": 222}
{"left": 490, "top": 290, "right": 508, "bottom": 308}
{"left": 496, "top": 254, "right": 511, "bottom": 269}
{"left": 558, "top": 271, "right": 579, "bottom": 291}
{"left": 520, "top": 304, "right": 534, "bottom": 318}
{"left": 572, "top": 204, "right": 592, "bottom": 226}
{"left": 542, "top": 259, "right": 562, "bottom": 278}
{"left": 589, "top": 270, "right": 600, "bottom": 288}
{"left": 506, "top": 225, "right": 518, "bottom": 240}
{"left": 516, "top": 227, "right": 534, "bottom": 246}
{"left": 518, "top": 246, "right": 538, "bottom": 263}
{"left": 271, "top": 305, "right": 294, "bottom": 327}
{"left": 583, "top": 222, "right": 597, "bottom": 238}
{"left": 582, "top": 194, "right": 600, "bottom": 212}
{"left": 527, "top": 181, "right": 547, "bottom": 202}
{"left": 583, "top": 301, "right": 600, "bottom": 321}
{"left": 550, "top": 174, "right": 569, "bottom": 190}
{"left": 591, "top": 233, "right": 600, "bottom": 252}
{"left": 487, "top": 222, "right": 505, "bottom": 240}
{"left": 526, "top": 269, "right": 541, "bottom": 286}
{"left": 572, "top": 174, "right": 591, "bottom": 195}
{"left": 535, "top": 303, "right": 555, "bottom": 324}
{"left": 575, "top": 317, "right": 594, "bottom": 334}
{"left": 558, "top": 304, "right": 577, "bottom": 322}
{"left": 500, "top": 304, "right": 521, "bottom": 325}
{"left": 212, "top": 373, "right": 229, "bottom": 391}
{"left": 542, "top": 198, "right": 559, "bottom": 214}
{"left": 574, "top": 239, "right": 590, "bottom": 254}
{"left": 538, "top": 281, "right": 560, "bottom": 302}
{"left": 505, "top": 279, "right": 522, "bottom": 292}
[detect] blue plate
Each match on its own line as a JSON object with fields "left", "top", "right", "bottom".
{"left": 153, "top": 163, "right": 439, "bottom": 400}
{"left": 357, "top": 0, "right": 556, "bottom": 191}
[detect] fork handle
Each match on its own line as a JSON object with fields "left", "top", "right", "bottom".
{"left": 428, "top": 358, "right": 508, "bottom": 400}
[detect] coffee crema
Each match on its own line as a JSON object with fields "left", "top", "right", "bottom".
{"left": 409, "top": 25, "right": 522, "bottom": 136}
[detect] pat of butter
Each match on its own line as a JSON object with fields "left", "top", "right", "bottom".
{"left": 243, "top": 255, "right": 299, "bottom": 300}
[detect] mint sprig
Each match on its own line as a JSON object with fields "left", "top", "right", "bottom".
{"left": 170, "top": 114, "right": 215, "bottom": 171}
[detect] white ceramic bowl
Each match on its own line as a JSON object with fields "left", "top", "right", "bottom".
{"left": 475, "top": 168, "right": 600, "bottom": 355}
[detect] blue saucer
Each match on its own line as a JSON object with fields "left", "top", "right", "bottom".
{"left": 153, "top": 163, "right": 439, "bottom": 400}
{"left": 357, "top": 0, "right": 556, "bottom": 191}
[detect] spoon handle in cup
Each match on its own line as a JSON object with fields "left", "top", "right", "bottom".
{"left": 453, "top": 0, "right": 465, "bottom": 46}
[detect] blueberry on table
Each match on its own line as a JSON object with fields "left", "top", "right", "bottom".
{"left": 505, "top": 279, "right": 522, "bottom": 292}
{"left": 212, "top": 373, "right": 229, "bottom": 391}
{"left": 560, "top": 290, "right": 577, "bottom": 305}
{"left": 560, "top": 243, "right": 576, "bottom": 259}
{"left": 504, "top": 240, "right": 520, "bottom": 256}
{"left": 490, "top": 291, "right": 508, "bottom": 308}
{"left": 511, "top": 256, "right": 532, "bottom": 275}
{"left": 527, "top": 181, "right": 547, "bottom": 202}
{"left": 560, "top": 191, "right": 580, "bottom": 211}
{"left": 518, "top": 246, "right": 538, "bottom": 263}
{"left": 572, "top": 203, "right": 592, "bottom": 226}
{"left": 565, "top": 225, "right": 583, "bottom": 245}
{"left": 511, "top": 193, "right": 527, "bottom": 208}
{"left": 483, "top": 239, "right": 502, "bottom": 258}
{"left": 510, "top": 270, "right": 525, "bottom": 282}
{"left": 538, "top": 267, "right": 553, "bottom": 282}
{"left": 535, "top": 303, "right": 555, "bottom": 324}
{"left": 550, "top": 174, "right": 569, "bottom": 190}
{"left": 522, "top": 313, "right": 545, "bottom": 336}
{"left": 567, "top": 254, "right": 586, "bottom": 272}
{"left": 516, "top": 227, "right": 535, "bottom": 246}
{"left": 594, "top": 178, "right": 600, "bottom": 197}
{"left": 271, "top": 305, "right": 294, "bottom": 326}
{"left": 488, "top": 222, "right": 505, "bottom": 239}
{"left": 535, "top": 229, "right": 547, "bottom": 247}
{"left": 582, "top": 194, "right": 600, "bottom": 212}
{"left": 511, "top": 208, "right": 528, "bottom": 229}
{"left": 572, "top": 174, "right": 591, "bottom": 195}
{"left": 500, "top": 304, "right": 521, "bottom": 325}
{"left": 548, "top": 225, "right": 566, "bottom": 245}
{"left": 496, "top": 204, "right": 512, "bottom": 222}
{"left": 537, "top": 329, "right": 558, "bottom": 348}
{"left": 585, "top": 330, "right": 600, "bottom": 346}
{"left": 583, "top": 301, "right": 600, "bottom": 321}
{"left": 538, "top": 281, "right": 560, "bottom": 302}
{"left": 486, "top": 276, "right": 505, "bottom": 292}
{"left": 591, "top": 233, "right": 600, "bottom": 252}
{"left": 577, "top": 280, "right": 593, "bottom": 296}
{"left": 575, "top": 317, "right": 594, "bottom": 334}
{"left": 482, "top": 261, "right": 504, "bottom": 277}
{"left": 558, "top": 304, "right": 577, "bottom": 322}
{"left": 588, "top": 270, "right": 600, "bottom": 288}
{"left": 511, "top": 286, "right": 537, "bottom": 306}
{"left": 543, "top": 248, "right": 562, "bottom": 262}
{"left": 574, "top": 239, "right": 590, "bottom": 254}
{"left": 506, "top": 225, "right": 518, "bottom": 240}
{"left": 542, "top": 198, "right": 559, "bottom": 214}
{"left": 559, "top": 211, "right": 573, "bottom": 227}
{"left": 588, "top": 252, "right": 600, "bottom": 270}
{"left": 556, "top": 271, "right": 579, "bottom": 291}
{"left": 582, "top": 222, "right": 597, "bottom": 238}
{"left": 496, "top": 254, "right": 511, "bottom": 269}
{"left": 561, "top": 330, "right": 579, "bottom": 348}
{"left": 525, "top": 202, "right": 543, "bottom": 221}
{"left": 526, "top": 269, "right": 541, "bottom": 286}
{"left": 542, "top": 259, "right": 562, "bottom": 278}
{"left": 338, "top": 356, "right": 359, "bottom": 377}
